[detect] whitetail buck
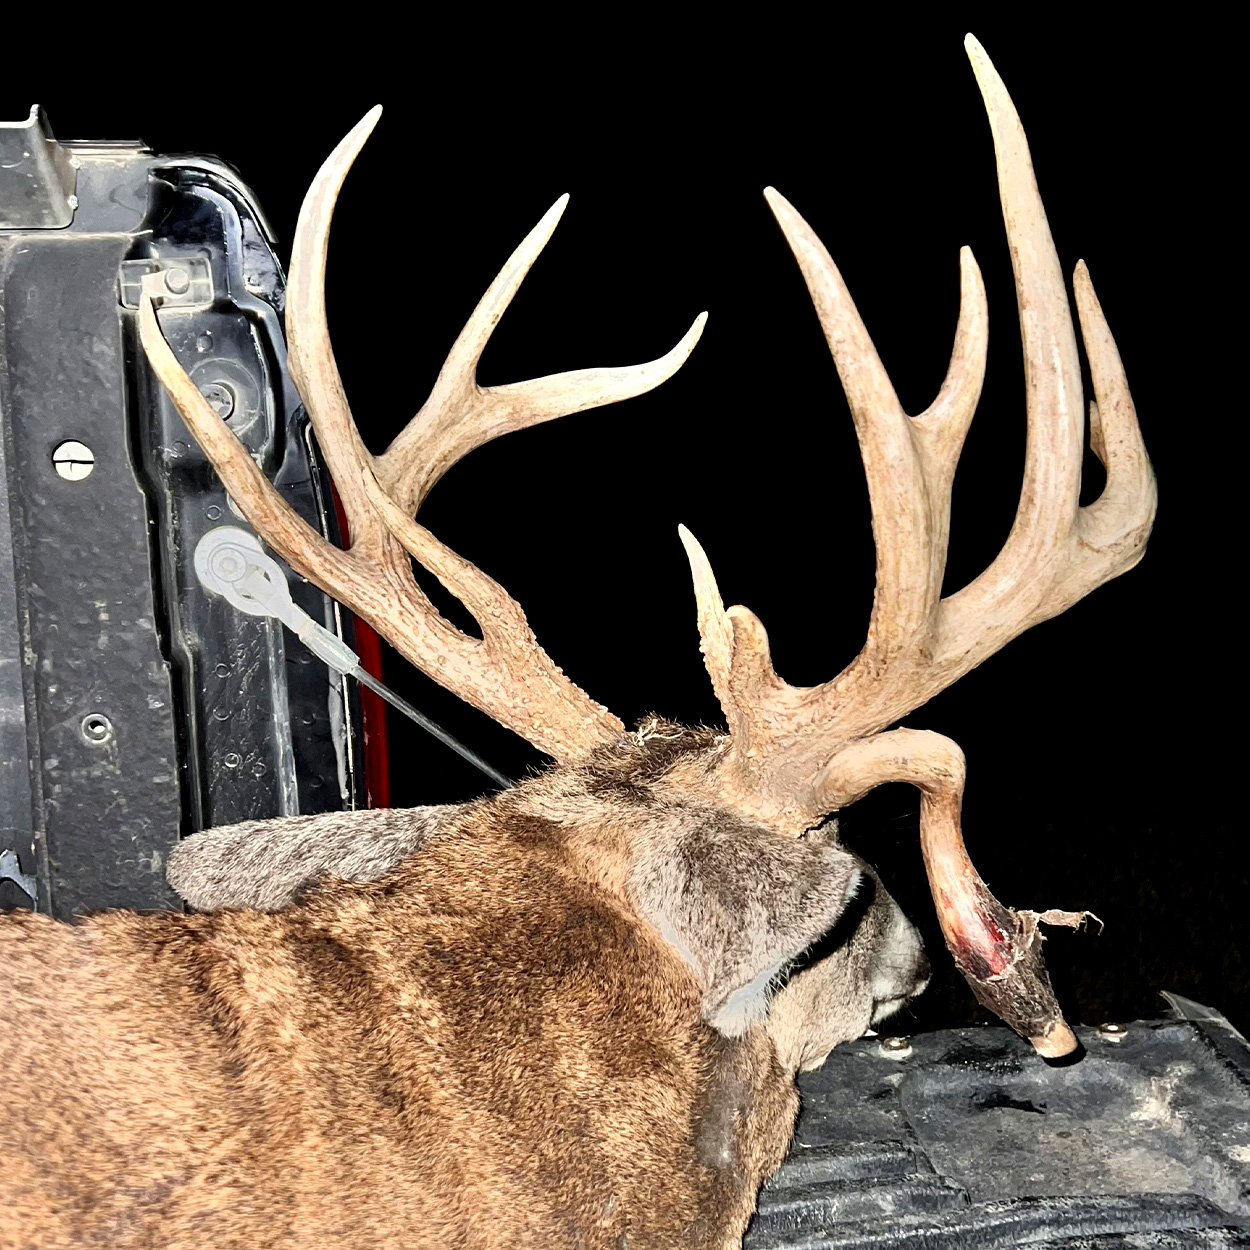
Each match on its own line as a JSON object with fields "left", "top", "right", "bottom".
{"left": 0, "top": 36, "right": 1153, "bottom": 1250}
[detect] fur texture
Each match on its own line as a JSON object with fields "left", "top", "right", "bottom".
{"left": 0, "top": 724, "right": 928, "bottom": 1249}
{"left": 167, "top": 805, "right": 461, "bottom": 912}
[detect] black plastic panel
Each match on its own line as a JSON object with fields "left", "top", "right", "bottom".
{"left": 747, "top": 1002, "right": 1250, "bottom": 1248}
{"left": 0, "top": 138, "right": 364, "bottom": 918}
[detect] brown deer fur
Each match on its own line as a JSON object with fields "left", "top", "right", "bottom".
{"left": 0, "top": 725, "right": 927, "bottom": 1249}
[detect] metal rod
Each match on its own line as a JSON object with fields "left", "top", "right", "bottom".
{"left": 349, "top": 666, "right": 512, "bottom": 790}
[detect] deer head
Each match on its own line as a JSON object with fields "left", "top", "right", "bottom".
{"left": 141, "top": 35, "right": 1154, "bottom": 1061}
{"left": 165, "top": 732, "right": 930, "bottom": 1072}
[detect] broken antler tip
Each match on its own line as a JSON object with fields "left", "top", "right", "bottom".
{"left": 1030, "top": 1019, "right": 1079, "bottom": 1059}
{"left": 725, "top": 603, "right": 769, "bottom": 644}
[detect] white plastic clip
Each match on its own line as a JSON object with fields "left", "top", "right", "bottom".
{"left": 193, "top": 526, "right": 360, "bottom": 675}
{"left": 191, "top": 526, "right": 511, "bottom": 788}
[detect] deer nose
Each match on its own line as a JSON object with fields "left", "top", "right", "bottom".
{"left": 914, "top": 949, "right": 932, "bottom": 992}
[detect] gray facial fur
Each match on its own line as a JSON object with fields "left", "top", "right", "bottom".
{"left": 630, "top": 817, "right": 863, "bottom": 1037}
{"left": 766, "top": 866, "right": 930, "bottom": 1071}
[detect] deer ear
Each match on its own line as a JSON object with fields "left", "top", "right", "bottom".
{"left": 166, "top": 807, "right": 457, "bottom": 912}
{"left": 631, "top": 820, "right": 862, "bottom": 1038}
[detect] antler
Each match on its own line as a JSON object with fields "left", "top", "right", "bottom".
{"left": 140, "top": 107, "right": 705, "bottom": 763}
{"left": 682, "top": 36, "right": 1155, "bottom": 1055}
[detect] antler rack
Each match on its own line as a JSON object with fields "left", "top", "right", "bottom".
{"left": 141, "top": 39, "right": 1155, "bottom": 1059}
{"left": 679, "top": 36, "right": 1155, "bottom": 1055}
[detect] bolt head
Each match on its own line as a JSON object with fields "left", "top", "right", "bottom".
{"left": 163, "top": 267, "right": 191, "bottom": 295}
{"left": 208, "top": 544, "right": 249, "bottom": 584}
{"left": 200, "top": 381, "right": 236, "bottom": 420}
{"left": 52, "top": 440, "right": 94, "bottom": 481}
{"left": 1097, "top": 1022, "right": 1128, "bottom": 1041}
{"left": 880, "top": 1035, "right": 912, "bottom": 1058}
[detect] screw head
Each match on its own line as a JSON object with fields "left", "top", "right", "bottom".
{"left": 208, "top": 546, "right": 247, "bottom": 583}
{"left": 223, "top": 751, "right": 242, "bottom": 770}
{"left": 200, "top": 382, "right": 236, "bottom": 420}
{"left": 80, "top": 713, "right": 114, "bottom": 745}
{"left": 1098, "top": 1022, "right": 1128, "bottom": 1042}
{"left": 880, "top": 1035, "right": 912, "bottom": 1058}
{"left": 163, "top": 267, "right": 191, "bottom": 296}
{"left": 52, "top": 440, "right": 94, "bottom": 481}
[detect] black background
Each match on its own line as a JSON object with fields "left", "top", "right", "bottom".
{"left": 5, "top": 20, "right": 1239, "bottom": 1034}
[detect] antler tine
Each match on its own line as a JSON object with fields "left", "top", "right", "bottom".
{"left": 375, "top": 196, "right": 707, "bottom": 516}
{"left": 911, "top": 245, "right": 991, "bottom": 567}
{"left": 355, "top": 462, "right": 618, "bottom": 720}
{"left": 141, "top": 108, "right": 729, "bottom": 761}
{"left": 677, "top": 525, "right": 736, "bottom": 720}
{"left": 138, "top": 296, "right": 354, "bottom": 593}
{"left": 680, "top": 196, "right": 988, "bottom": 764}
{"left": 145, "top": 278, "right": 624, "bottom": 756}
{"left": 765, "top": 188, "right": 941, "bottom": 669}
{"left": 285, "top": 106, "right": 385, "bottom": 554}
{"left": 677, "top": 38, "right": 1150, "bottom": 1056}
{"left": 691, "top": 35, "right": 1152, "bottom": 789}
{"left": 927, "top": 38, "right": 1154, "bottom": 667}
{"left": 1063, "top": 262, "right": 1156, "bottom": 594}
{"left": 935, "top": 37, "right": 1097, "bottom": 654}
